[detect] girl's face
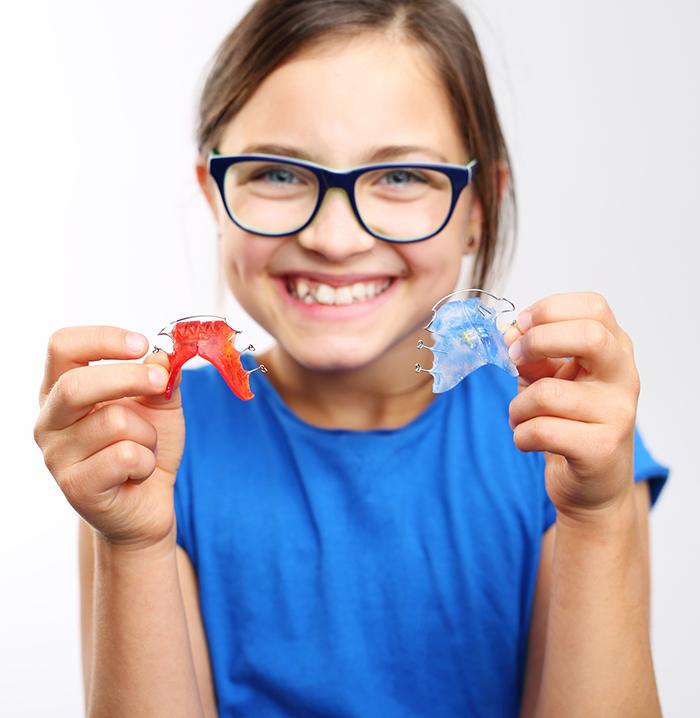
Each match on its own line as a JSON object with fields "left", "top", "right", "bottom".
{"left": 197, "top": 33, "right": 482, "bottom": 372}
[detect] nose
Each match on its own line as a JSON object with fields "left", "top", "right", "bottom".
{"left": 296, "top": 187, "right": 376, "bottom": 261}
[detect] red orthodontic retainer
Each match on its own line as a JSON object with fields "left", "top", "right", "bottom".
{"left": 152, "top": 315, "right": 267, "bottom": 400}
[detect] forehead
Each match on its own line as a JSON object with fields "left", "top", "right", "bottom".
{"left": 218, "top": 33, "right": 467, "bottom": 165}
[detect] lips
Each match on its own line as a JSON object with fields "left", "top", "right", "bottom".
{"left": 280, "top": 270, "right": 400, "bottom": 287}
{"left": 272, "top": 272, "right": 401, "bottom": 319}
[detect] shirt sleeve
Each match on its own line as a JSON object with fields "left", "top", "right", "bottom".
{"left": 632, "top": 424, "right": 670, "bottom": 508}
{"left": 542, "top": 423, "right": 670, "bottom": 532}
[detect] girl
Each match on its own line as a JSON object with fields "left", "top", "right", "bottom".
{"left": 33, "top": 1, "right": 669, "bottom": 716}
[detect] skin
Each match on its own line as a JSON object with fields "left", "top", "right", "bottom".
{"left": 503, "top": 298, "right": 660, "bottom": 716}
{"left": 196, "top": 34, "right": 483, "bottom": 430}
{"left": 33, "top": 28, "right": 659, "bottom": 718}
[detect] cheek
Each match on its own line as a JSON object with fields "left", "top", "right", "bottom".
{"left": 220, "top": 231, "right": 279, "bottom": 282}
{"left": 398, "top": 237, "right": 463, "bottom": 286}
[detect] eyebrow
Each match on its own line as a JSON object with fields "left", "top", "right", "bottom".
{"left": 239, "top": 143, "right": 450, "bottom": 164}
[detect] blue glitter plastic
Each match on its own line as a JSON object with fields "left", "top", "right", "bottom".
{"left": 420, "top": 296, "right": 518, "bottom": 393}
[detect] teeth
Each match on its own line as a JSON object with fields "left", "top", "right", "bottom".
{"left": 315, "top": 283, "right": 335, "bottom": 305}
{"left": 287, "top": 276, "right": 394, "bottom": 305}
{"left": 351, "top": 282, "right": 367, "bottom": 300}
{"left": 335, "top": 286, "right": 354, "bottom": 305}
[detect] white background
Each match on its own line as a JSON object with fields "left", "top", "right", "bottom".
{"left": 1, "top": 1, "right": 697, "bottom": 715}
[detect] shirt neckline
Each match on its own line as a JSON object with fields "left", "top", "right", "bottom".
{"left": 241, "top": 351, "right": 446, "bottom": 438}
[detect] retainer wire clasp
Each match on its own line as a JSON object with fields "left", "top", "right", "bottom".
{"left": 416, "top": 288, "right": 517, "bottom": 375}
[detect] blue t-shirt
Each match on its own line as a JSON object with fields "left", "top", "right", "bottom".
{"left": 174, "top": 354, "right": 669, "bottom": 717}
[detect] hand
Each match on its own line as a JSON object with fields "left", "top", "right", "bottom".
{"left": 503, "top": 292, "right": 640, "bottom": 521}
{"left": 33, "top": 326, "right": 185, "bottom": 551}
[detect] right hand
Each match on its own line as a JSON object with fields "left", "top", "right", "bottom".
{"left": 33, "top": 326, "right": 186, "bottom": 552}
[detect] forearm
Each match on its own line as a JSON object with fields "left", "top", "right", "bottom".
{"left": 88, "top": 529, "right": 205, "bottom": 718}
{"left": 535, "top": 485, "right": 661, "bottom": 718}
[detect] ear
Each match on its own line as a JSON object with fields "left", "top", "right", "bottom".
{"left": 496, "top": 159, "right": 510, "bottom": 203}
{"left": 465, "top": 193, "right": 483, "bottom": 255}
{"left": 195, "top": 156, "right": 219, "bottom": 218}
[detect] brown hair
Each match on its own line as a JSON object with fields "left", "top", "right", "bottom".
{"left": 196, "top": 0, "right": 516, "bottom": 290}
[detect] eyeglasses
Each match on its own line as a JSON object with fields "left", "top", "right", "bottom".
{"left": 208, "top": 150, "right": 479, "bottom": 243}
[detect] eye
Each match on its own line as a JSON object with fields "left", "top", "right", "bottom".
{"left": 378, "top": 169, "right": 428, "bottom": 187}
{"left": 251, "top": 166, "right": 304, "bottom": 185}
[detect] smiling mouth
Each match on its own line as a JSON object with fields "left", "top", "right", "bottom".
{"left": 283, "top": 275, "right": 396, "bottom": 306}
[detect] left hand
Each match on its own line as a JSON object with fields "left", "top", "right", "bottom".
{"left": 503, "top": 292, "right": 640, "bottom": 521}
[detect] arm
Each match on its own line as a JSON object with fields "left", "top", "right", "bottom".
{"left": 505, "top": 292, "right": 661, "bottom": 717}
{"left": 79, "top": 519, "right": 217, "bottom": 717}
{"left": 520, "top": 481, "right": 660, "bottom": 718}
{"left": 536, "top": 479, "right": 659, "bottom": 717}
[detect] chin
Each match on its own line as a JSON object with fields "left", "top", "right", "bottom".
{"left": 284, "top": 336, "right": 382, "bottom": 374}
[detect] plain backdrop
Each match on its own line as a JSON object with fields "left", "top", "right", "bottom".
{"left": 1, "top": 1, "right": 697, "bottom": 715}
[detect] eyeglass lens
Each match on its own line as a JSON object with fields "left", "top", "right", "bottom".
{"left": 222, "top": 160, "right": 454, "bottom": 241}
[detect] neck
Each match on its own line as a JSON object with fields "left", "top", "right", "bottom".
{"left": 258, "top": 332, "right": 436, "bottom": 431}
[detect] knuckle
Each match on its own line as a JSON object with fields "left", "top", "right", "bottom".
{"left": 582, "top": 320, "right": 609, "bottom": 352}
{"left": 586, "top": 292, "right": 610, "bottom": 319}
{"left": 102, "top": 403, "right": 131, "bottom": 436}
{"left": 32, "top": 418, "right": 45, "bottom": 448}
{"left": 53, "top": 371, "right": 80, "bottom": 410}
{"left": 620, "top": 331, "right": 637, "bottom": 359}
{"left": 115, "top": 440, "right": 142, "bottom": 468}
{"left": 623, "top": 404, "right": 638, "bottom": 430}
{"left": 41, "top": 443, "right": 59, "bottom": 473}
{"left": 58, "top": 465, "right": 85, "bottom": 505}
{"left": 508, "top": 398, "right": 520, "bottom": 426}
{"left": 531, "top": 417, "right": 553, "bottom": 445}
{"left": 625, "top": 332, "right": 635, "bottom": 352}
{"left": 535, "top": 379, "right": 562, "bottom": 409}
{"left": 46, "top": 328, "right": 67, "bottom": 361}
{"left": 610, "top": 403, "right": 635, "bottom": 433}
{"left": 512, "top": 426, "right": 526, "bottom": 450}
{"left": 630, "top": 369, "right": 641, "bottom": 397}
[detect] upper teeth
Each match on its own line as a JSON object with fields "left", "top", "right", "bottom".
{"left": 288, "top": 277, "right": 392, "bottom": 305}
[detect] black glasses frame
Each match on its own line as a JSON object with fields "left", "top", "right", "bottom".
{"left": 208, "top": 150, "right": 479, "bottom": 243}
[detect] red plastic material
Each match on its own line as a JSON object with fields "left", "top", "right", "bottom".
{"left": 163, "top": 320, "right": 254, "bottom": 401}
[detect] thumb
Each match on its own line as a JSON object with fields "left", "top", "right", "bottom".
{"left": 139, "top": 349, "right": 183, "bottom": 410}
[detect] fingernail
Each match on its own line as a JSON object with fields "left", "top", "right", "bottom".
{"left": 509, "top": 340, "right": 522, "bottom": 364}
{"left": 126, "top": 332, "right": 147, "bottom": 353}
{"left": 149, "top": 366, "right": 168, "bottom": 387}
{"left": 516, "top": 310, "right": 532, "bottom": 333}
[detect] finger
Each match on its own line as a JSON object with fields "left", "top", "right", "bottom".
{"left": 509, "top": 377, "right": 608, "bottom": 429}
{"left": 40, "top": 326, "right": 151, "bottom": 407}
{"left": 502, "top": 323, "right": 522, "bottom": 347}
{"left": 139, "top": 349, "right": 182, "bottom": 410}
{"left": 505, "top": 320, "right": 582, "bottom": 390}
{"left": 518, "top": 355, "right": 586, "bottom": 391}
{"left": 508, "top": 319, "right": 620, "bottom": 377}
{"left": 512, "top": 415, "right": 597, "bottom": 463}
{"left": 41, "top": 362, "right": 170, "bottom": 432}
{"left": 45, "top": 403, "right": 158, "bottom": 471}
{"left": 60, "top": 441, "right": 158, "bottom": 502}
{"left": 515, "top": 292, "right": 621, "bottom": 338}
